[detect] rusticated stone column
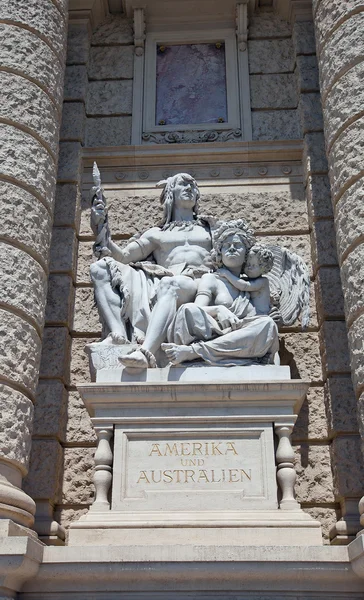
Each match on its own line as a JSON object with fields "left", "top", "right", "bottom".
{"left": 313, "top": 0, "right": 364, "bottom": 534}
{"left": 0, "top": 0, "right": 68, "bottom": 528}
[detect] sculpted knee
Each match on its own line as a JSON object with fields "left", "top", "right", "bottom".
{"left": 158, "top": 276, "right": 179, "bottom": 296}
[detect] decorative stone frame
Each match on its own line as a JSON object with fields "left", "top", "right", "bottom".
{"left": 142, "top": 29, "right": 242, "bottom": 140}
{"left": 130, "top": 4, "right": 253, "bottom": 145}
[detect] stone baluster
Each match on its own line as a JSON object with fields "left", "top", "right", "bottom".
{"left": 91, "top": 427, "right": 114, "bottom": 511}
{"left": 275, "top": 424, "right": 300, "bottom": 510}
{"left": 312, "top": 0, "right": 364, "bottom": 533}
{"left": 0, "top": 0, "right": 69, "bottom": 529}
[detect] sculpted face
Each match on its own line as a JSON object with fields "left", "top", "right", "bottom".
{"left": 221, "top": 233, "right": 247, "bottom": 270}
{"left": 173, "top": 176, "right": 199, "bottom": 209}
{"left": 244, "top": 252, "right": 262, "bottom": 279}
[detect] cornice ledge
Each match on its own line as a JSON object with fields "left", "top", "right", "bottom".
{"left": 273, "top": 0, "right": 313, "bottom": 22}
{"left": 68, "top": 0, "right": 109, "bottom": 30}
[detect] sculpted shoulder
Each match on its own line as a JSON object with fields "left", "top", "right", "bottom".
{"left": 139, "top": 226, "right": 163, "bottom": 245}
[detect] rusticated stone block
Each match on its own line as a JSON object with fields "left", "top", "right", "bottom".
{"left": 319, "top": 12, "right": 364, "bottom": 98}
{"left": 280, "top": 332, "right": 323, "bottom": 383}
{"left": 0, "top": 123, "right": 56, "bottom": 209}
{"left": 49, "top": 227, "right": 77, "bottom": 275}
{"left": 33, "top": 381, "right": 67, "bottom": 440}
{"left": 0, "top": 242, "right": 47, "bottom": 328}
{"left": 299, "top": 93, "right": 324, "bottom": 134}
{"left": 331, "top": 436, "right": 364, "bottom": 498}
{"left": 314, "top": 0, "right": 360, "bottom": 48}
{"left": 57, "top": 141, "right": 82, "bottom": 183}
{"left": 250, "top": 74, "right": 298, "bottom": 109}
{"left": 252, "top": 110, "right": 300, "bottom": 141}
{"left": 302, "top": 506, "right": 340, "bottom": 544}
{"left": 0, "top": 23, "right": 63, "bottom": 105}
{"left": 325, "top": 376, "right": 358, "bottom": 435}
{"left": 294, "top": 444, "right": 335, "bottom": 503}
{"left": 89, "top": 46, "right": 134, "bottom": 80}
{"left": 64, "top": 65, "right": 88, "bottom": 102}
{"left": 54, "top": 183, "right": 81, "bottom": 229}
{"left": 311, "top": 220, "right": 338, "bottom": 271}
{"left": 306, "top": 174, "right": 333, "bottom": 221}
{"left": 0, "top": 0, "right": 66, "bottom": 57}
{"left": 24, "top": 439, "right": 63, "bottom": 501}
{"left": 328, "top": 116, "right": 364, "bottom": 203}
{"left": 303, "top": 131, "right": 328, "bottom": 176}
{"left": 315, "top": 267, "right": 345, "bottom": 321}
{"left": 79, "top": 187, "right": 308, "bottom": 238}
{"left": 73, "top": 287, "right": 101, "bottom": 334}
{"left": 62, "top": 447, "right": 95, "bottom": 504}
{"left": 0, "top": 181, "right": 52, "bottom": 263}
{"left": 248, "top": 39, "right": 295, "bottom": 74}
{"left": 39, "top": 326, "right": 71, "bottom": 382}
{"left": 248, "top": 11, "right": 291, "bottom": 39}
{"left": 320, "top": 321, "right": 351, "bottom": 375}
{"left": 292, "top": 386, "right": 328, "bottom": 442}
{"left": 335, "top": 179, "right": 364, "bottom": 260}
{"left": 348, "top": 313, "right": 364, "bottom": 393}
{"left": 293, "top": 21, "right": 316, "bottom": 56}
{"left": 358, "top": 393, "right": 364, "bottom": 446}
{"left": 0, "top": 384, "right": 33, "bottom": 472}
{"left": 86, "top": 80, "right": 133, "bottom": 116}
{"left": 76, "top": 241, "right": 95, "bottom": 285}
{"left": 45, "top": 274, "right": 74, "bottom": 326}
{"left": 341, "top": 245, "right": 364, "bottom": 324}
{"left": 54, "top": 507, "right": 90, "bottom": 537}
{"left": 85, "top": 116, "right": 132, "bottom": 147}
{"left": 70, "top": 337, "right": 99, "bottom": 385}
{"left": 66, "top": 391, "right": 97, "bottom": 444}
{"left": 60, "top": 102, "right": 85, "bottom": 142}
{"left": 324, "top": 61, "right": 364, "bottom": 150}
{"left": 67, "top": 22, "right": 90, "bottom": 66}
{"left": 91, "top": 15, "right": 133, "bottom": 45}
{"left": 0, "top": 71, "right": 59, "bottom": 156}
{"left": 0, "top": 309, "right": 41, "bottom": 396}
{"left": 296, "top": 55, "right": 320, "bottom": 93}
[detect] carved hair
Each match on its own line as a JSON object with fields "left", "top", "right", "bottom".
{"left": 156, "top": 173, "right": 200, "bottom": 228}
{"left": 211, "top": 219, "right": 256, "bottom": 268}
{"left": 248, "top": 244, "right": 274, "bottom": 275}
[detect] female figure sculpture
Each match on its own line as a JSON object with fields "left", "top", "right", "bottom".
{"left": 162, "top": 220, "right": 279, "bottom": 366}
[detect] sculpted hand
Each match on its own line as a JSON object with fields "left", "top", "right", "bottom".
{"left": 91, "top": 186, "right": 107, "bottom": 231}
{"left": 215, "top": 306, "right": 241, "bottom": 330}
{"left": 218, "top": 268, "right": 234, "bottom": 282}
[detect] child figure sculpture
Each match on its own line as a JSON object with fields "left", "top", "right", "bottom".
{"left": 218, "top": 244, "right": 274, "bottom": 316}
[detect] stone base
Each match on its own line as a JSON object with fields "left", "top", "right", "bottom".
{"left": 68, "top": 509, "right": 322, "bottom": 546}
{"left": 20, "top": 543, "right": 364, "bottom": 599}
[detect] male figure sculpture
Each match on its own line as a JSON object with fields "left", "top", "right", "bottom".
{"left": 90, "top": 173, "right": 221, "bottom": 368}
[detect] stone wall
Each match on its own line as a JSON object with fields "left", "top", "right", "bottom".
{"left": 24, "top": 8, "right": 363, "bottom": 543}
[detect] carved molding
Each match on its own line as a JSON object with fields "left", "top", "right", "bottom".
{"left": 273, "top": 0, "right": 313, "bottom": 22}
{"left": 68, "top": 0, "right": 109, "bottom": 30}
{"left": 236, "top": 2, "right": 249, "bottom": 52}
{"left": 133, "top": 7, "right": 145, "bottom": 55}
{"left": 142, "top": 129, "right": 242, "bottom": 144}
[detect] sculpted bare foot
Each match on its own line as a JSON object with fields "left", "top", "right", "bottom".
{"left": 89, "top": 332, "right": 126, "bottom": 347}
{"left": 161, "top": 343, "right": 197, "bottom": 365}
{"left": 120, "top": 348, "right": 157, "bottom": 368}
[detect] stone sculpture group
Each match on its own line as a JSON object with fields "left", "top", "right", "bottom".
{"left": 90, "top": 166, "right": 310, "bottom": 369}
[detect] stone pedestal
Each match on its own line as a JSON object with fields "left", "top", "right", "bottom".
{"left": 70, "top": 366, "right": 321, "bottom": 546}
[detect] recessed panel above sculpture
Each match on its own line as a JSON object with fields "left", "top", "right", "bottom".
{"left": 155, "top": 43, "right": 228, "bottom": 125}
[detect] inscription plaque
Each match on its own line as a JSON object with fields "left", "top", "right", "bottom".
{"left": 112, "top": 425, "right": 278, "bottom": 512}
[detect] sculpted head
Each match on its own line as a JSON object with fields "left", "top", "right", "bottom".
{"left": 157, "top": 173, "right": 200, "bottom": 227}
{"left": 245, "top": 244, "right": 274, "bottom": 278}
{"left": 211, "top": 220, "right": 256, "bottom": 271}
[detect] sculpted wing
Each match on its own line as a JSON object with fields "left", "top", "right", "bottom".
{"left": 265, "top": 245, "right": 310, "bottom": 329}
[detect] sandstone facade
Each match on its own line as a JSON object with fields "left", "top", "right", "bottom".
{"left": 1, "top": 1, "right": 364, "bottom": 597}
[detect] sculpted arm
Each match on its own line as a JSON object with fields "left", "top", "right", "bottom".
{"left": 108, "top": 229, "right": 159, "bottom": 264}
{"left": 219, "top": 268, "right": 263, "bottom": 292}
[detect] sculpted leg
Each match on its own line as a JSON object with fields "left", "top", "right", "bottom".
{"left": 90, "top": 260, "right": 127, "bottom": 344}
{"left": 121, "top": 276, "right": 198, "bottom": 368}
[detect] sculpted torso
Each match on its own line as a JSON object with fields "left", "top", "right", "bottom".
{"left": 140, "top": 225, "right": 212, "bottom": 269}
